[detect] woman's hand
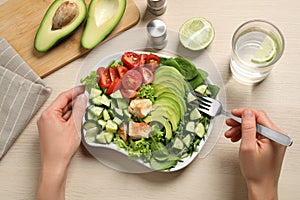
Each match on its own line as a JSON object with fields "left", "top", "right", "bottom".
{"left": 225, "top": 108, "right": 286, "bottom": 200}
{"left": 36, "top": 86, "right": 87, "bottom": 200}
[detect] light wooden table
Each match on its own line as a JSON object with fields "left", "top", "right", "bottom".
{"left": 1, "top": 0, "right": 300, "bottom": 199}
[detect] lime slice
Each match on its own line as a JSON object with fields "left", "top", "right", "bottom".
{"left": 251, "top": 35, "right": 277, "bottom": 63}
{"left": 179, "top": 17, "right": 215, "bottom": 51}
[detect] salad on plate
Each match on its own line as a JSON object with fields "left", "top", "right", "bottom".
{"left": 80, "top": 51, "right": 219, "bottom": 171}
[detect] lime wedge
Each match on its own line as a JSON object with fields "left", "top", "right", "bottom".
{"left": 251, "top": 35, "right": 277, "bottom": 63}
{"left": 179, "top": 17, "right": 215, "bottom": 51}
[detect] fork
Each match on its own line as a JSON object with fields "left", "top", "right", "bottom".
{"left": 192, "top": 93, "right": 293, "bottom": 147}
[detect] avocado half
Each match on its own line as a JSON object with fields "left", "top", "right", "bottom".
{"left": 81, "top": 0, "right": 126, "bottom": 49}
{"left": 34, "top": 0, "right": 87, "bottom": 52}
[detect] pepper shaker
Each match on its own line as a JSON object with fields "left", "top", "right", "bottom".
{"left": 146, "top": 19, "right": 168, "bottom": 50}
{"left": 147, "top": 0, "right": 167, "bottom": 16}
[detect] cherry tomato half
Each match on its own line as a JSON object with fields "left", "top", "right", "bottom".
{"left": 121, "top": 69, "right": 143, "bottom": 91}
{"left": 97, "top": 67, "right": 106, "bottom": 77}
{"left": 146, "top": 54, "right": 160, "bottom": 72}
{"left": 106, "top": 77, "right": 121, "bottom": 95}
{"left": 120, "top": 89, "right": 137, "bottom": 99}
{"left": 140, "top": 54, "right": 148, "bottom": 66}
{"left": 116, "top": 65, "right": 128, "bottom": 77}
{"left": 139, "top": 67, "right": 154, "bottom": 84}
{"left": 121, "top": 52, "right": 140, "bottom": 69}
{"left": 108, "top": 66, "right": 118, "bottom": 82}
{"left": 98, "top": 68, "right": 112, "bottom": 88}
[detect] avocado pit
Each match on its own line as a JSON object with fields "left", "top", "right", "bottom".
{"left": 52, "top": 1, "right": 79, "bottom": 30}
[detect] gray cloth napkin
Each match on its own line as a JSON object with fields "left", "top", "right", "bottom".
{"left": 0, "top": 38, "right": 51, "bottom": 160}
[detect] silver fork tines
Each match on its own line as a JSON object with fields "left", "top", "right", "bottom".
{"left": 197, "top": 96, "right": 211, "bottom": 110}
{"left": 191, "top": 92, "right": 293, "bottom": 147}
{"left": 193, "top": 93, "right": 224, "bottom": 118}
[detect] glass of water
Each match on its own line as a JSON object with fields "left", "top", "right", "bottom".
{"left": 230, "top": 19, "right": 284, "bottom": 84}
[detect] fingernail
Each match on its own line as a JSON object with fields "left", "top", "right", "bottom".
{"left": 78, "top": 85, "right": 86, "bottom": 92}
{"left": 231, "top": 108, "right": 238, "bottom": 113}
{"left": 242, "top": 109, "right": 253, "bottom": 118}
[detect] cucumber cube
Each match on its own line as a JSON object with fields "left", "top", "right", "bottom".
{"left": 97, "top": 119, "right": 107, "bottom": 129}
{"left": 89, "top": 88, "right": 102, "bottom": 99}
{"left": 117, "top": 98, "right": 128, "bottom": 109}
{"left": 113, "top": 117, "right": 123, "bottom": 126}
{"left": 96, "top": 131, "right": 114, "bottom": 144}
{"left": 110, "top": 90, "right": 123, "bottom": 99}
{"left": 195, "top": 122, "right": 205, "bottom": 138}
{"left": 172, "top": 138, "right": 184, "bottom": 150}
{"left": 195, "top": 84, "right": 208, "bottom": 95}
{"left": 102, "top": 109, "right": 111, "bottom": 121}
{"left": 105, "top": 120, "right": 118, "bottom": 133}
{"left": 89, "top": 106, "right": 104, "bottom": 117}
{"left": 190, "top": 108, "right": 202, "bottom": 121}
{"left": 185, "top": 121, "right": 195, "bottom": 133}
{"left": 187, "top": 92, "right": 197, "bottom": 103}
{"left": 101, "top": 94, "right": 111, "bottom": 107}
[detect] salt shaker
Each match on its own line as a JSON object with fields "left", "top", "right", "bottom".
{"left": 147, "top": 0, "right": 167, "bottom": 16}
{"left": 147, "top": 19, "right": 168, "bottom": 50}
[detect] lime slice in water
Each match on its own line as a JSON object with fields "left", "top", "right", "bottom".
{"left": 179, "top": 17, "right": 215, "bottom": 51}
{"left": 251, "top": 35, "right": 277, "bottom": 64}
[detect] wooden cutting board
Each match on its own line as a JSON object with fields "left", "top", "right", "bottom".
{"left": 0, "top": 0, "right": 140, "bottom": 77}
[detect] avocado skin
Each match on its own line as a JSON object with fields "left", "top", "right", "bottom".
{"left": 34, "top": 0, "right": 87, "bottom": 52}
{"left": 81, "top": 0, "right": 126, "bottom": 49}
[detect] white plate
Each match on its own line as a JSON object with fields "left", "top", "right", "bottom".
{"left": 76, "top": 28, "right": 226, "bottom": 173}
{"left": 81, "top": 50, "right": 217, "bottom": 172}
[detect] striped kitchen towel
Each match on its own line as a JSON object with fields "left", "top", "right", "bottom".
{"left": 0, "top": 38, "right": 51, "bottom": 160}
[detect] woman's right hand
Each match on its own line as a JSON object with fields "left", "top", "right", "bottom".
{"left": 224, "top": 108, "right": 287, "bottom": 200}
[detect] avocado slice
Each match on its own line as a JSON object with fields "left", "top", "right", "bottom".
{"left": 81, "top": 0, "right": 126, "bottom": 49}
{"left": 149, "top": 114, "right": 173, "bottom": 140}
{"left": 34, "top": 0, "right": 87, "bottom": 52}
{"left": 154, "top": 87, "right": 186, "bottom": 112}
{"left": 155, "top": 65, "right": 193, "bottom": 91}
{"left": 154, "top": 80, "right": 185, "bottom": 97}
{"left": 154, "top": 66, "right": 185, "bottom": 85}
{"left": 153, "top": 66, "right": 186, "bottom": 96}
{"left": 152, "top": 102, "right": 180, "bottom": 131}
{"left": 154, "top": 69, "right": 184, "bottom": 80}
{"left": 155, "top": 65, "right": 183, "bottom": 77}
{"left": 154, "top": 74, "right": 185, "bottom": 90}
{"left": 153, "top": 84, "right": 182, "bottom": 98}
{"left": 157, "top": 92, "right": 186, "bottom": 116}
{"left": 153, "top": 103, "right": 180, "bottom": 127}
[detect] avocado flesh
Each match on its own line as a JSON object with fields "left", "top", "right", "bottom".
{"left": 153, "top": 84, "right": 182, "bottom": 98}
{"left": 157, "top": 92, "right": 186, "bottom": 117}
{"left": 156, "top": 89, "right": 185, "bottom": 108}
{"left": 153, "top": 66, "right": 186, "bottom": 96}
{"left": 151, "top": 65, "right": 189, "bottom": 133}
{"left": 155, "top": 65, "right": 183, "bottom": 76}
{"left": 34, "top": 0, "right": 87, "bottom": 52}
{"left": 154, "top": 81, "right": 185, "bottom": 97}
{"left": 152, "top": 99, "right": 180, "bottom": 131}
{"left": 81, "top": 0, "right": 126, "bottom": 49}
{"left": 149, "top": 114, "right": 173, "bottom": 140}
{"left": 155, "top": 67, "right": 191, "bottom": 92}
{"left": 154, "top": 75, "right": 185, "bottom": 90}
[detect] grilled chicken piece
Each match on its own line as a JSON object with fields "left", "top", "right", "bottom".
{"left": 117, "top": 122, "right": 128, "bottom": 141}
{"left": 128, "top": 121, "right": 152, "bottom": 139}
{"left": 128, "top": 98, "right": 152, "bottom": 119}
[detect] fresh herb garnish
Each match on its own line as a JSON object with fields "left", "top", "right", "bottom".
{"left": 137, "top": 84, "right": 155, "bottom": 103}
{"left": 80, "top": 71, "right": 99, "bottom": 93}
